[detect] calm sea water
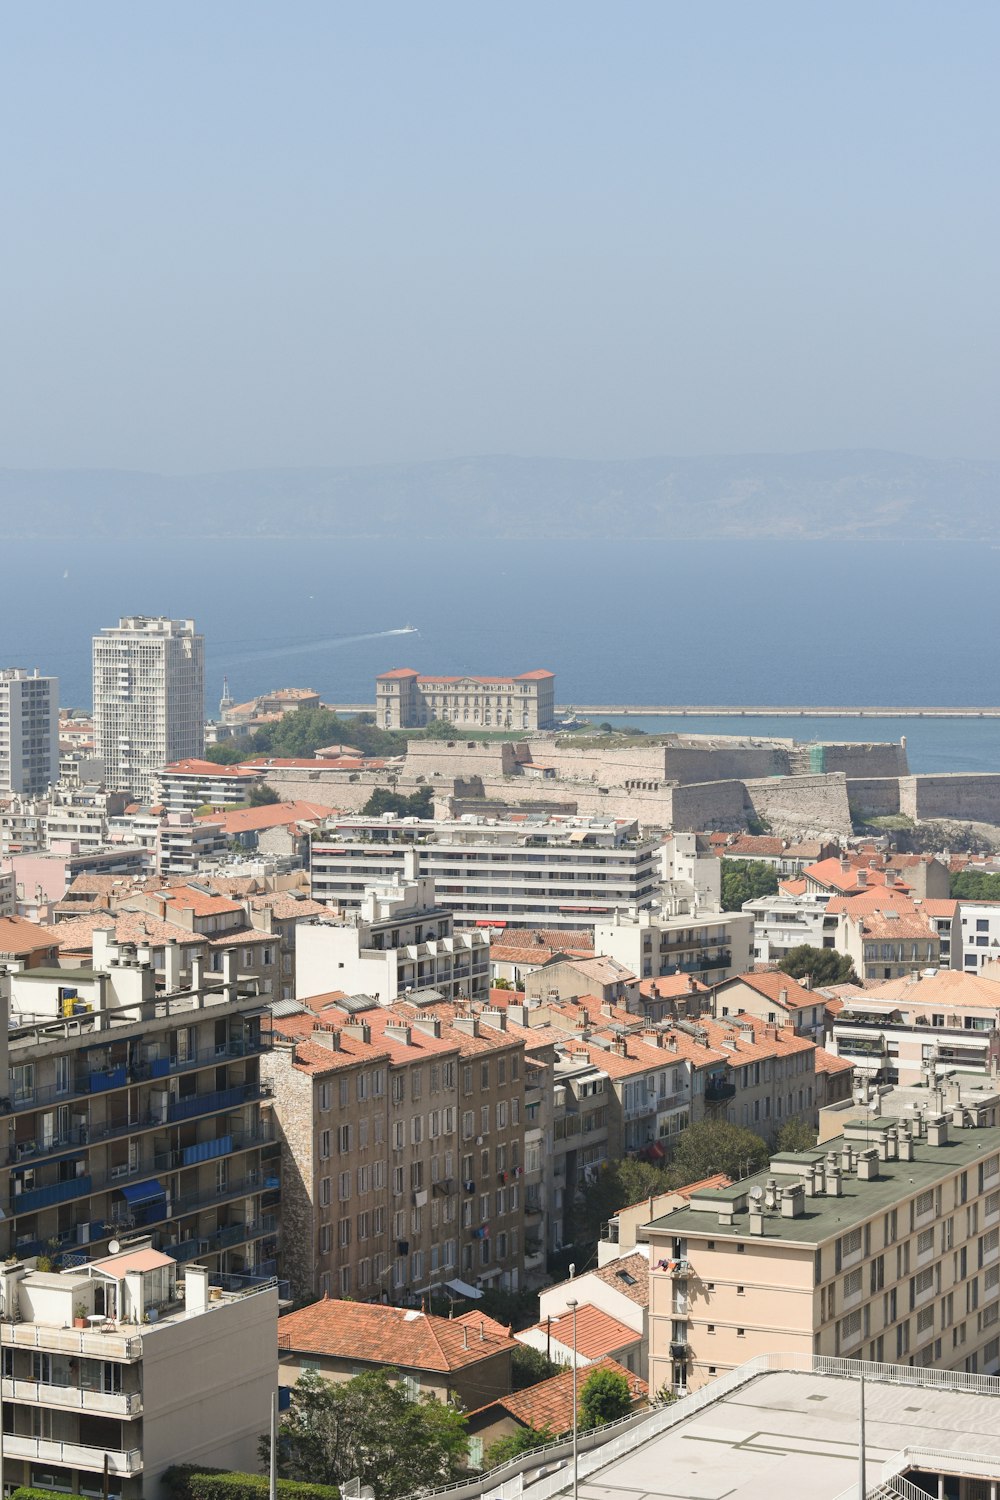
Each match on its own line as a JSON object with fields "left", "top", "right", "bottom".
{"left": 5, "top": 537, "right": 1000, "bottom": 775}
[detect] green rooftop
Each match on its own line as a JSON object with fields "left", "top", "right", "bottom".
{"left": 648, "top": 1122, "right": 1000, "bottom": 1246}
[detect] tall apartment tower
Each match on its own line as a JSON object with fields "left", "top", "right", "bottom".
{"left": 93, "top": 617, "right": 205, "bottom": 800}
{"left": 0, "top": 667, "right": 59, "bottom": 794}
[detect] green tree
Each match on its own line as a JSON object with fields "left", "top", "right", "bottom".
{"left": 360, "top": 786, "right": 434, "bottom": 819}
{"left": 575, "top": 1157, "right": 673, "bottom": 1248}
{"left": 778, "top": 944, "right": 857, "bottom": 986}
{"left": 483, "top": 1423, "right": 555, "bottom": 1469}
{"left": 578, "top": 1367, "right": 632, "bottom": 1429}
{"left": 720, "top": 858, "right": 779, "bottom": 912}
{"left": 203, "top": 741, "right": 249, "bottom": 765}
{"left": 262, "top": 1369, "right": 468, "bottom": 1500}
{"left": 510, "top": 1345, "right": 559, "bottom": 1390}
{"left": 248, "top": 782, "right": 281, "bottom": 806}
{"left": 951, "top": 870, "right": 1000, "bottom": 901}
{"left": 776, "top": 1119, "right": 819, "bottom": 1152}
{"left": 665, "top": 1120, "right": 769, "bottom": 1188}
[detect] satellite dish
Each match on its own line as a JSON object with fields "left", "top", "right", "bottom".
{"left": 749, "top": 1186, "right": 764, "bottom": 1203}
{"left": 108, "top": 1240, "right": 121, "bottom": 1255}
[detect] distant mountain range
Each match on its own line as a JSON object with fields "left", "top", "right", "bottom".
{"left": 2, "top": 450, "right": 998, "bottom": 541}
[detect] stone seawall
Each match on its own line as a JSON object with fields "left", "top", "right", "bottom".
{"left": 743, "top": 773, "right": 853, "bottom": 839}
{"left": 900, "top": 774, "right": 1000, "bottom": 824}
{"left": 845, "top": 778, "right": 902, "bottom": 818}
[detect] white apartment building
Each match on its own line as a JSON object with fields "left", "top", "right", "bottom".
{"left": 0, "top": 668, "right": 59, "bottom": 795}
{"left": 0, "top": 1251, "right": 277, "bottom": 1500}
{"left": 310, "top": 815, "right": 660, "bottom": 930}
{"left": 743, "top": 889, "right": 839, "bottom": 963}
{"left": 593, "top": 905, "right": 752, "bottom": 986}
{"left": 155, "top": 758, "right": 264, "bottom": 812}
{"left": 960, "top": 902, "right": 1000, "bottom": 972}
{"left": 94, "top": 619, "right": 205, "bottom": 802}
{"left": 296, "top": 858, "right": 491, "bottom": 1003}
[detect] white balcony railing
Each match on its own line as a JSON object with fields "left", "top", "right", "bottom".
{"left": 2, "top": 1375, "right": 142, "bottom": 1416}
{"left": 3, "top": 1435, "right": 143, "bottom": 1474}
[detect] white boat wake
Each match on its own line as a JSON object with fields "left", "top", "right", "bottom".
{"left": 225, "top": 627, "right": 417, "bottom": 665}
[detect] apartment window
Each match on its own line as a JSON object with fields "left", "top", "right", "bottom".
{"left": 319, "top": 1225, "right": 332, "bottom": 1255}
{"left": 373, "top": 1161, "right": 385, "bottom": 1190}
{"left": 411, "top": 1116, "right": 423, "bottom": 1145}
{"left": 707, "top": 1324, "right": 716, "bottom": 1334}
{"left": 373, "top": 1068, "right": 385, "bottom": 1097}
{"left": 319, "top": 1082, "right": 331, "bottom": 1112}
{"left": 736, "top": 1285, "right": 745, "bottom": 1296}
{"left": 357, "top": 1164, "right": 371, "bottom": 1194}
{"left": 496, "top": 1101, "right": 508, "bottom": 1130}
{"left": 480, "top": 1104, "right": 490, "bottom": 1135}
{"left": 338, "top": 1218, "right": 351, "bottom": 1248}
{"left": 319, "top": 1130, "right": 331, "bottom": 1160}
{"left": 392, "top": 1076, "right": 405, "bottom": 1105}
{"left": 338, "top": 1171, "right": 351, "bottom": 1201}
{"left": 320, "top": 1176, "right": 331, "bottom": 1206}
{"left": 393, "top": 1166, "right": 404, "bottom": 1195}
{"left": 358, "top": 1211, "right": 370, "bottom": 1240}
{"left": 393, "top": 1121, "right": 405, "bottom": 1150}
{"left": 462, "top": 1111, "right": 474, "bottom": 1140}
{"left": 411, "top": 1069, "right": 422, "bottom": 1102}
{"left": 736, "top": 1328, "right": 745, "bottom": 1338}
{"left": 340, "top": 1078, "right": 350, "bottom": 1108}
{"left": 444, "top": 1062, "right": 456, "bottom": 1090}
{"left": 463, "top": 1065, "right": 473, "bottom": 1095}
{"left": 481, "top": 1062, "right": 490, "bottom": 1089}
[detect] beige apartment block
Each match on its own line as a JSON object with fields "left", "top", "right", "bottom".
{"left": 647, "top": 1084, "right": 1000, "bottom": 1395}
{"left": 0, "top": 1249, "right": 277, "bottom": 1500}
{"left": 826, "top": 887, "right": 941, "bottom": 980}
{"left": 828, "top": 968, "right": 1000, "bottom": 1083}
{"left": 377, "top": 669, "right": 555, "bottom": 731}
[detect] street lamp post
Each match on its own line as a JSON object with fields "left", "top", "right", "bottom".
{"left": 568, "top": 1298, "right": 579, "bottom": 1500}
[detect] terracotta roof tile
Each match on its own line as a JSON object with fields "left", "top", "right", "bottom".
{"left": 278, "top": 1298, "right": 519, "bottom": 1371}
{"left": 495, "top": 1357, "right": 646, "bottom": 1434}
{"left": 521, "top": 1306, "right": 638, "bottom": 1361}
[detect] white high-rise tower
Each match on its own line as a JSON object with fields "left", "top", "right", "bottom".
{"left": 0, "top": 668, "right": 59, "bottom": 795}
{"left": 93, "top": 616, "right": 204, "bottom": 800}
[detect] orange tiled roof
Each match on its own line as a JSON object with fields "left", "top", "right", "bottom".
{"left": 717, "top": 971, "right": 815, "bottom": 1008}
{"left": 0, "top": 916, "right": 58, "bottom": 955}
{"left": 162, "top": 758, "right": 261, "bottom": 779}
{"left": 496, "top": 1357, "right": 645, "bottom": 1434}
{"left": 527, "top": 1305, "right": 638, "bottom": 1361}
{"left": 199, "top": 801, "right": 336, "bottom": 835}
{"left": 279, "top": 1298, "right": 518, "bottom": 1370}
{"left": 815, "top": 1047, "right": 854, "bottom": 1076}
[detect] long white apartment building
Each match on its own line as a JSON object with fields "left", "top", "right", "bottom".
{"left": 94, "top": 618, "right": 205, "bottom": 802}
{"left": 0, "top": 1249, "right": 276, "bottom": 1500}
{"left": 310, "top": 814, "right": 660, "bottom": 930}
{"left": 296, "top": 854, "right": 491, "bottom": 1002}
{"left": 0, "top": 668, "right": 59, "bottom": 796}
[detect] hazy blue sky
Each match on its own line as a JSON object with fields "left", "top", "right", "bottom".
{"left": 4, "top": 1, "right": 998, "bottom": 471}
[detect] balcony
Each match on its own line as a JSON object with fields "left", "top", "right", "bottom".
{"left": 6, "top": 1126, "right": 273, "bottom": 1222}
{"left": 2, "top": 1375, "right": 142, "bottom": 1417}
{"left": 0, "top": 1324, "right": 141, "bottom": 1360}
{"left": 7, "top": 1036, "right": 269, "bottom": 1115}
{"left": 1, "top": 1434, "right": 142, "bottom": 1475}
{"left": 704, "top": 1080, "right": 735, "bottom": 1103}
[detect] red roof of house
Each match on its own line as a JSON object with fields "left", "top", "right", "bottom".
{"left": 494, "top": 1357, "right": 646, "bottom": 1433}
{"left": 527, "top": 1305, "right": 638, "bottom": 1361}
{"left": 278, "top": 1298, "right": 518, "bottom": 1371}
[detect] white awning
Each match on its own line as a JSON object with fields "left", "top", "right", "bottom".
{"left": 444, "top": 1277, "right": 483, "bottom": 1300}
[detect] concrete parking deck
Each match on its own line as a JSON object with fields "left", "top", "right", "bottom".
{"left": 570, "top": 1372, "right": 1000, "bottom": 1500}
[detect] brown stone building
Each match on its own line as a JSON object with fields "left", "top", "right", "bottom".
{"left": 263, "top": 997, "right": 527, "bottom": 1302}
